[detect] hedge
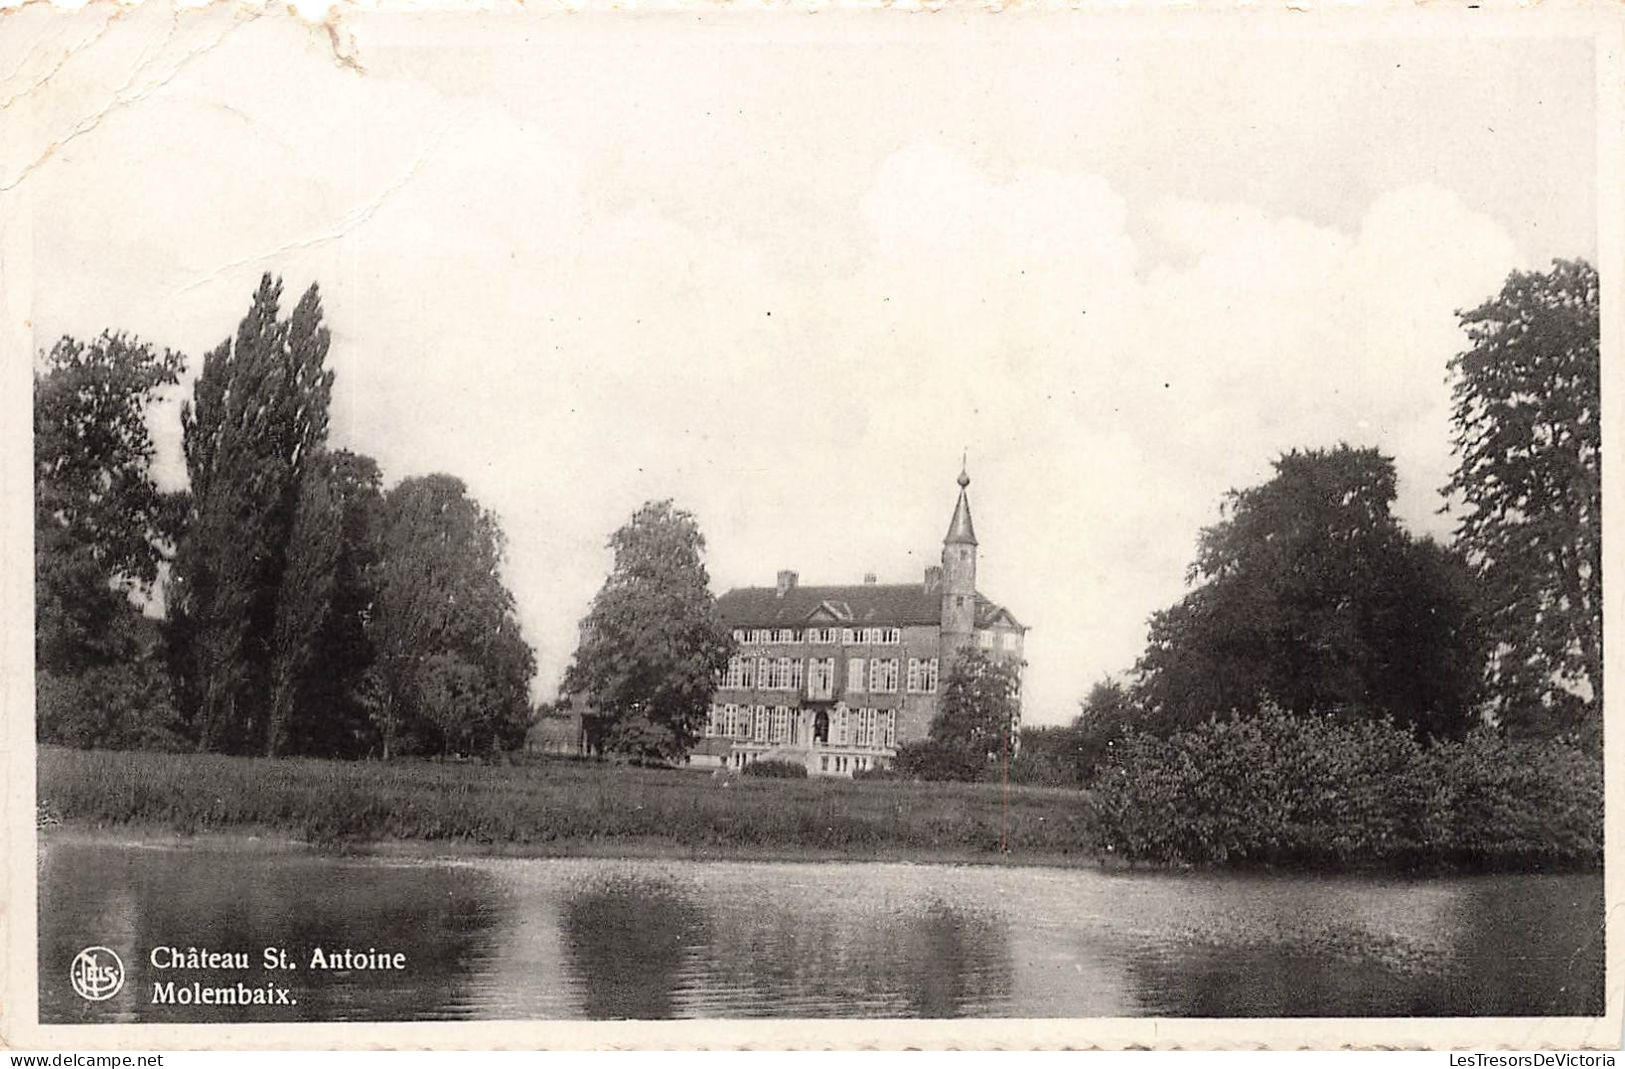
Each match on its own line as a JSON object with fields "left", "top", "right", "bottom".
{"left": 1091, "top": 707, "right": 1601, "bottom": 871}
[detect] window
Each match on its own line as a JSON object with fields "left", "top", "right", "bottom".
{"left": 869, "top": 658, "right": 898, "bottom": 694}
{"left": 706, "top": 704, "right": 722, "bottom": 737}
{"left": 731, "top": 629, "right": 746, "bottom": 643}
{"left": 910, "top": 656, "right": 936, "bottom": 692}
{"left": 1001, "top": 631, "right": 1018, "bottom": 652}
{"left": 907, "top": 657, "right": 938, "bottom": 693}
{"left": 808, "top": 658, "right": 835, "bottom": 700}
{"left": 842, "top": 628, "right": 860, "bottom": 645}
{"left": 876, "top": 627, "right": 901, "bottom": 644}
{"left": 832, "top": 707, "right": 848, "bottom": 746}
{"left": 724, "top": 656, "right": 756, "bottom": 690}
{"left": 771, "top": 707, "right": 791, "bottom": 744}
{"left": 773, "top": 628, "right": 800, "bottom": 644}
{"left": 977, "top": 630, "right": 993, "bottom": 650}
{"left": 846, "top": 658, "right": 865, "bottom": 694}
{"left": 808, "top": 627, "right": 838, "bottom": 645}
{"left": 760, "top": 657, "right": 800, "bottom": 691}
{"left": 753, "top": 706, "right": 769, "bottom": 742}
{"left": 882, "top": 710, "right": 896, "bottom": 748}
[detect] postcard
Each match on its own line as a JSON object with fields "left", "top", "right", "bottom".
{"left": 2, "top": 0, "right": 1620, "bottom": 1050}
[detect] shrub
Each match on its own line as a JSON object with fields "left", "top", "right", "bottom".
{"left": 1433, "top": 727, "right": 1603, "bottom": 869}
{"left": 1005, "top": 748, "right": 1082, "bottom": 788}
{"left": 892, "top": 739, "right": 984, "bottom": 781}
{"left": 1092, "top": 707, "right": 1600, "bottom": 871}
{"left": 37, "top": 662, "right": 189, "bottom": 752}
{"left": 741, "top": 758, "right": 808, "bottom": 779}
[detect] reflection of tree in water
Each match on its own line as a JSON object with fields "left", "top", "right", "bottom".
{"left": 560, "top": 875, "right": 709, "bottom": 1019}
{"left": 40, "top": 843, "right": 506, "bottom": 1023}
{"left": 1121, "top": 875, "right": 1606, "bottom": 1017}
{"left": 1436, "top": 874, "right": 1604, "bottom": 1016}
{"left": 701, "top": 897, "right": 1014, "bottom": 1018}
{"left": 897, "top": 902, "right": 1014, "bottom": 1017}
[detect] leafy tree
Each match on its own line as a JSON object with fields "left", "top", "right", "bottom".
{"left": 1444, "top": 259, "right": 1601, "bottom": 748}
{"left": 34, "top": 332, "right": 185, "bottom": 592}
{"left": 290, "top": 451, "right": 386, "bottom": 758}
{"left": 563, "top": 500, "right": 733, "bottom": 762}
{"left": 417, "top": 652, "right": 486, "bottom": 755}
{"left": 367, "top": 474, "right": 534, "bottom": 758}
{"left": 902, "top": 649, "right": 1022, "bottom": 780}
{"left": 267, "top": 454, "right": 345, "bottom": 756}
{"left": 1135, "top": 445, "right": 1486, "bottom": 739}
{"left": 171, "top": 275, "right": 334, "bottom": 754}
{"left": 37, "top": 638, "right": 186, "bottom": 752}
{"left": 34, "top": 332, "right": 186, "bottom": 749}
{"left": 1067, "top": 677, "right": 1140, "bottom": 780}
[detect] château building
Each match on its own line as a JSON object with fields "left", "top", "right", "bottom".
{"left": 706, "top": 467, "right": 1026, "bottom": 777}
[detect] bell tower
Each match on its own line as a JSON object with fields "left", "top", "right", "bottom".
{"left": 940, "top": 461, "right": 978, "bottom": 652}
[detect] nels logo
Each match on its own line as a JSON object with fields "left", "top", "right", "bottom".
{"left": 70, "top": 946, "right": 125, "bottom": 1002}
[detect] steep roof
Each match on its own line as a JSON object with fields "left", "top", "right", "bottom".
{"left": 944, "top": 487, "right": 977, "bottom": 545}
{"left": 942, "top": 464, "right": 978, "bottom": 546}
{"left": 975, "top": 598, "right": 1023, "bottom": 630}
{"left": 717, "top": 584, "right": 1022, "bottom": 630}
{"left": 718, "top": 583, "right": 942, "bottom": 627}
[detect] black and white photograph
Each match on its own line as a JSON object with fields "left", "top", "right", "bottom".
{"left": 2, "top": 0, "right": 1619, "bottom": 1050}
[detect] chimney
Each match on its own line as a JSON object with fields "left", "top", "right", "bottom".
{"left": 924, "top": 565, "right": 943, "bottom": 592}
{"left": 776, "top": 570, "right": 798, "bottom": 597}
{"left": 863, "top": 572, "right": 877, "bottom": 585}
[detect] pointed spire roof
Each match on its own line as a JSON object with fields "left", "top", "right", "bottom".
{"left": 944, "top": 462, "right": 978, "bottom": 546}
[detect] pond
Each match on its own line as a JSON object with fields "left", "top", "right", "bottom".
{"left": 38, "top": 840, "right": 1604, "bottom": 1022}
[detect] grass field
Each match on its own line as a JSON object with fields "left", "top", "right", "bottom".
{"left": 36, "top": 746, "right": 1101, "bottom": 864}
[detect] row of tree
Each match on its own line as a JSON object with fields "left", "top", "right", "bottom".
{"left": 36, "top": 275, "right": 535, "bottom": 758}
{"left": 1034, "top": 258, "right": 1601, "bottom": 783}
{"left": 34, "top": 257, "right": 1601, "bottom": 773}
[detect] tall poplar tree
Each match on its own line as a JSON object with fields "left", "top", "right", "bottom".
{"left": 172, "top": 275, "right": 334, "bottom": 754}
{"left": 1445, "top": 259, "right": 1601, "bottom": 748}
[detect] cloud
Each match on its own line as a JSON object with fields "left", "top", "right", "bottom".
{"left": 825, "top": 146, "right": 1523, "bottom": 720}
{"left": 14, "top": 17, "right": 1542, "bottom": 727}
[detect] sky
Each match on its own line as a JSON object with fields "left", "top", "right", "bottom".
{"left": 2, "top": 5, "right": 1601, "bottom": 725}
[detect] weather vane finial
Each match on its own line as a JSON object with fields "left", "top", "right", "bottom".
{"left": 958, "top": 450, "right": 970, "bottom": 489}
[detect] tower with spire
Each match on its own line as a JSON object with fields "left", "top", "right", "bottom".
{"left": 940, "top": 461, "right": 978, "bottom": 653}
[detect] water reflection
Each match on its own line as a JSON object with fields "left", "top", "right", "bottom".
{"left": 38, "top": 840, "right": 1605, "bottom": 1022}
{"left": 687, "top": 890, "right": 1014, "bottom": 1018}
{"left": 1116, "top": 872, "right": 1606, "bottom": 1017}
{"left": 561, "top": 875, "right": 709, "bottom": 1019}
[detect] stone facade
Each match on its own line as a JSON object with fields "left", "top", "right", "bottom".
{"left": 706, "top": 469, "right": 1026, "bottom": 777}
